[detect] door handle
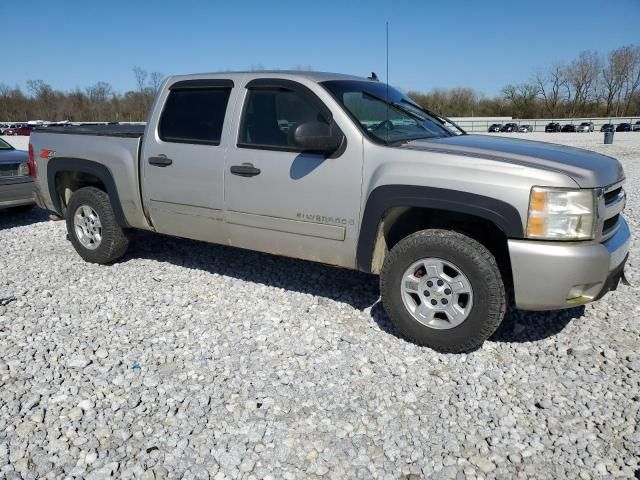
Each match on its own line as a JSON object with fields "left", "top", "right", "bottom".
{"left": 230, "top": 163, "right": 261, "bottom": 177}
{"left": 148, "top": 155, "right": 173, "bottom": 167}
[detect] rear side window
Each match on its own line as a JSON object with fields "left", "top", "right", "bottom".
{"left": 238, "top": 87, "right": 330, "bottom": 149}
{"left": 159, "top": 88, "right": 231, "bottom": 145}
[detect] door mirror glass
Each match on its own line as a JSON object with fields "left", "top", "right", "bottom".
{"left": 291, "top": 121, "right": 344, "bottom": 154}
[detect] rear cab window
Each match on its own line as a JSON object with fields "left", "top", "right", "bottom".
{"left": 158, "top": 79, "right": 233, "bottom": 145}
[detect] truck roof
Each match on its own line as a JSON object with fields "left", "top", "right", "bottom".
{"left": 33, "top": 71, "right": 376, "bottom": 138}
{"left": 166, "top": 70, "right": 373, "bottom": 84}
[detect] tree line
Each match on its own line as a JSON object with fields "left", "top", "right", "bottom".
{"left": 408, "top": 45, "right": 640, "bottom": 119}
{"left": 0, "top": 67, "right": 163, "bottom": 122}
{"left": 1, "top": 45, "right": 639, "bottom": 122}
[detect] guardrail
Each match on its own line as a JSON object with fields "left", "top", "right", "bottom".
{"left": 451, "top": 117, "right": 640, "bottom": 133}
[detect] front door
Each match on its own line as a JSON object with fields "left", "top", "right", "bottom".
{"left": 224, "top": 78, "right": 363, "bottom": 268}
{"left": 141, "top": 79, "right": 235, "bottom": 244}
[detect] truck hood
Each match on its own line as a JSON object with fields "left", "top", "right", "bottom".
{"left": 403, "top": 134, "right": 624, "bottom": 188}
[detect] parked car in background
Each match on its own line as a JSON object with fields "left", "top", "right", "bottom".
{"left": 600, "top": 124, "right": 615, "bottom": 132}
{"left": 0, "top": 137, "right": 34, "bottom": 211}
{"left": 29, "top": 71, "right": 630, "bottom": 353}
{"left": 500, "top": 123, "right": 519, "bottom": 132}
{"left": 616, "top": 123, "right": 631, "bottom": 132}
{"left": 545, "top": 122, "right": 561, "bottom": 132}
{"left": 518, "top": 125, "right": 533, "bottom": 133}
{"left": 3, "top": 125, "right": 19, "bottom": 135}
{"left": 14, "top": 125, "right": 33, "bottom": 136}
{"left": 633, "top": 121, "right": 640, "bottom": 131}
{"left": 488, "top": 123, "right": 502, "bottom": 132}
{"left": 561, "top": 124, "right": 576, "bottom": 132}
{"left": 5, "top": 124, "right": 32, "bottom": 136}
{"left": 0, "top": 124, "right": 9, "bottom": 135}
{"left": 577, "top": 122, "right": 594, "bottom": 132}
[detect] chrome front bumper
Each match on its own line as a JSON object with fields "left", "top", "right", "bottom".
{"left": 508, "top": 217, "right": 631, "bottom": 310}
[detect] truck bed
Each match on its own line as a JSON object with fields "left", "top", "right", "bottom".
{"left": 30, "top": 125, "right": 149, "bottom": 230}
{"left": 35, "top": 124, "right": 145, "bottom": 138}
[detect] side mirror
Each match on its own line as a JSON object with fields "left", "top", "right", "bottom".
{"left": 291, "top": 121, "right": 344, "bottom": 155}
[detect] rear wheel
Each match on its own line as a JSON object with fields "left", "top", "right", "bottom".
{"left": 380, "top": 229, "right": 506, "bottom": 353}
{"left": 65, "top": 187, "right": 128, "bottom": 264}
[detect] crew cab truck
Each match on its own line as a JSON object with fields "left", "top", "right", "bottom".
{"left": 29, "top": 71, "right": 631, "bottom": 353}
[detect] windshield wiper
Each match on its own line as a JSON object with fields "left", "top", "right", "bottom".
{"left": 399, "top": 100, "right": 467, "bottom": 135}
{"left": 390, "top": 101, "right": 426, "bottom": 122}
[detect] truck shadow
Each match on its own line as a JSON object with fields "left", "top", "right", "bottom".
{"left": 126, "top": 230, "right": 380, "bottom": 311}
{"left": 0, "top": 207, "right": 50, "bottom": 230}
{"left": 367, "top": 302, "right": 584, "bottom": 346}
{"left": 126, "top": 230, "right": 582, "bottom": 346}
{"left": 489, "top": 305, "right": 584, "bottom": 343}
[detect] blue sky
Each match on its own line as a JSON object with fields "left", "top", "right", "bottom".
{"left": 2, "top": 0, "right": 638, "bottom": 96}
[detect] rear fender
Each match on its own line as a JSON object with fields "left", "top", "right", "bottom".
{"left": 47, "top": 157, "right": 129, "bottom": 227}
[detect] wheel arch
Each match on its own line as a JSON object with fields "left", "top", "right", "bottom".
{"left": 356, "top": 185, "right": 524, "bottom": 275}
{"left": 47, "top": 157, "right": 129, "bottom": 227}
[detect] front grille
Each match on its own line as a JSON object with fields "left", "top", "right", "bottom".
{"left": 603, "top": 214, "right": 619, "bottom": 234}
{"left": 0, "top": 164, "right": 20, "bottom": 177}
{"left": 599, "top": 182, "right": 625, "bottom": 240}
{"left": 604, "top": 187, "right": 623, "bottom": 205}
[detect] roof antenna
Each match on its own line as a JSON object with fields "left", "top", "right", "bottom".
{"left": 386, "top": 21, "right": 389, "bottom": 90}
{"left": 385, "top": 21, "right": 389, "bottom": 142}
{"left": 368, "top": 72, "right": 379, "bottom": 81}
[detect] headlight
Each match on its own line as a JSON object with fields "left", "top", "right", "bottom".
{"left": 18, "top": 162, "right": 29, "bottom": 176}
{"left": 526, "top": 187, "right": 596, "bottom": 240}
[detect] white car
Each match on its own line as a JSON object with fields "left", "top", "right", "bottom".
{"left": 577, "top": 122, "right": 594, "bottom": 132}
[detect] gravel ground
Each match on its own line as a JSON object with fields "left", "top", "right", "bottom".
{"left": 1, "top": 132, "right": 639, "bottom": 479}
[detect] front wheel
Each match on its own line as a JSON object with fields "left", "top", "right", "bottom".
{"left": 380, "top": 229, "right": 506, "bottom": 353}
{"left": 65, "top": 187, "right": 129, "bottom": 264}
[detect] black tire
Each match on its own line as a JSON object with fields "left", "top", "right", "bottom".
{"left": 380, "top": 229, "right": 506, "bottom": 353}
{"left": 65, "top": 187, "right": 128, "bottom": 264}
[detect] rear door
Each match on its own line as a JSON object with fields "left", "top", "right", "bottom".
{"left": 141, "top": 79, "right": 236, "bottom": 244}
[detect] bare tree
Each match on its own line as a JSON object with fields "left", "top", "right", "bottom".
{"left": 564, "top": 51, "right": 601, "bottom": 116}
{"left": 407, "top": 88, "right": 477, "bottom": 117}
{"left": 501, "top": 83, "right": 539, "bottom": 118}
{"left": 0, "top": 84, "right": 12, "bottom": 120}
{"left": 535, "top": 63, "right": 567, "bottom": 117}
{"left": 133, "top": 66, "right": 148, "bottom": 93}
{"left": 149, "top": 72, "right": 165, "bottom": 93}
{"left": 132, "top": 66, "right": 150, "bottom": 119}
{"left": 619, "top": 45, "right": 640, "bottom": 115}
{"left": 85, "top": 82, "right": 114, "bottom": 121}
{"left": 26, "top": 80, "right": 56, "bottom": 119}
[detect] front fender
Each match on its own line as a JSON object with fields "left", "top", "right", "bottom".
{"left": 356, "top": 185, "right": 524, "bottom": 273}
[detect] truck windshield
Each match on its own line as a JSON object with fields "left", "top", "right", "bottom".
{"left": 322, "top": 80, "right": 453, "bottom": 144}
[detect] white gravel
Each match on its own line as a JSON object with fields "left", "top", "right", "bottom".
{"left": 1, "top": 132, "right": 639, "bottom": 479}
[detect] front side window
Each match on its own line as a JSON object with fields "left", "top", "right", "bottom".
{"left": 239, "top": 87, "right": 330, "bottom": 149}
{"left": 322, "top": 80, "right": 452, "bottom": 144}
{"left": 159, "top": 87, "right": 231, "bottom": 145}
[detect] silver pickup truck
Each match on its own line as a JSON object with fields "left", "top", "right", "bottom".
{"left": 29, "top": 71, "right": 631, "bottom": 353}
